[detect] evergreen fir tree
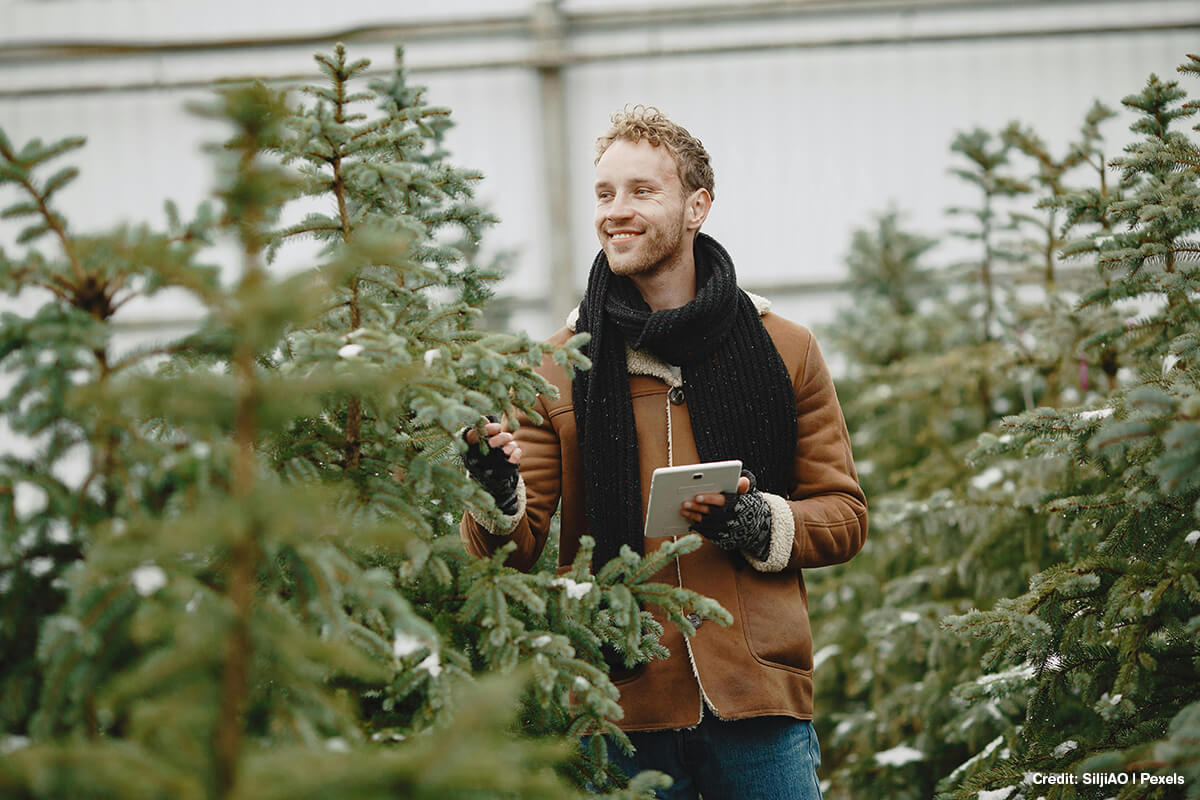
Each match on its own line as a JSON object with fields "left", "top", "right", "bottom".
{"left": 812, "top": 206, "right": 1041, "bottom": 800}
{"left": 810, "top": 85, "right": 1135, "bottom": 800}
{"left": 0, "top": 45, "right": 728, "bottom": 798}
{"left": 941, "top": 56, "right": 1200, "bottom": 800}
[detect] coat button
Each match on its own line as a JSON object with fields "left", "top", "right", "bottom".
{"left": 668, "top": 386, "right": 685, "bottom": 405}
{"left": 687, "top": 612, "right": 703, "bottom": 630}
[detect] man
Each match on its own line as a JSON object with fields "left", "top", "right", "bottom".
{"left": 459, "top": 105, "right": 867, "bottom": 800}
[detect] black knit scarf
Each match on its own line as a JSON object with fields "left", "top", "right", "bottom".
{"left": 572, "top": 233, "right": 798, "bottom": 569}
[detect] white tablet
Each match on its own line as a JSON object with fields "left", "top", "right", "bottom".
{"left": 643, "top": 460, "right": 743, "bottom": 538}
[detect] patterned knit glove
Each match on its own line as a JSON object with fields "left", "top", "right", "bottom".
{"left": 460, "top": 416, "right": 520, "bottom": 516}
{"left": 691, "top": 469, "right": 772, "bottom": 562}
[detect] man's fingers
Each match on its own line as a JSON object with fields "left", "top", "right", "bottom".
{"left": 487, "top": 432, "right": 514, "bottom": 449}
{"left": 465, "top": 421, "right": 504, "bottom": 446}
{"left": 736, "top": 476, "right": 751, "bottom": 494}
{"left": 680, "top": 495, "right": 717, "bottom": 522}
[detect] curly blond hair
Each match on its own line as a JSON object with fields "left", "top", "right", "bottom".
{"left": 594, "top": 105, "right": 715, "bottom": 199}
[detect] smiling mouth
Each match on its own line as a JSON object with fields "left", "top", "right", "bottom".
{"left": 609, "top": 232, "right": 640, "bottom": 241}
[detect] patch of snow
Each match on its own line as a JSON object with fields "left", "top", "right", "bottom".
{"left": 418, "top": 652, "right": 443, "bottom": 677}
{"left": 1078, "top": 407, "right": 1114, "bottom": 421}
{"left": 833, "top": 719, "right": 856, "bottom": 738}
{"left": 551, "top": 577, "right": 593, "bottom": 600}
{"left": 13, "top": 481, "right": 47, "bottom": 518}
{"left": 423, "top": 349, "right": 441, "bottom": 368}
{"left": 948, "top": 735, "right": 1005, "bottom": 781}
{"left": 1052, "top": 740, "right": 1079, "bottom": 758}
{"left": 976, "top": 664, "right": 1037, "bottom": 686}
{"left": 813, "top": 644, "right": 842, "bottom": 670}
{"left": 1185, "top": 530, "right": 1199, "bottom": 547}
{"left": 130, "top": 564, "right": 167, "bottom": 596}
{"left": 875, "top": 745, "right": 925, "bottom": 766}
{"left": 1, "top": 735, "right": 30, "bottom": 755}
{"left": 971, "top": 467, "right": 1004, "bottom": 490}
{"left": 27, "top": 556, "right": 55, "bottom": 578}
{"left": 1041, "top": 653, "right": 1063, "bottom": 672}
{"left": 338, "top": 343, "right": 364, "bottom": 359}
{"left": 977, "top": 788, "right": 1017, "bottom": 800}
{"left": 46, "top": 520, "right": 71, "bottom": 545}
{"left": 529, "top": 635, "right": 552, "bottom": 648}
{"left": 392, "top": 631, "right": 424, "bottom": 658}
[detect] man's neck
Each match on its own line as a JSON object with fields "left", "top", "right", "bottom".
{"left": 629, "top": 249, "right": 697, "bottom": 311}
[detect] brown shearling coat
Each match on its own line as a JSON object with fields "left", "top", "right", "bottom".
{"left": 460, "top": 303, "right": 867, "bottom": 731}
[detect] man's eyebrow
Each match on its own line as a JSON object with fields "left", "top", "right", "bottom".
{"left": 594, "top": 176, "right": 663, "bottom": 189}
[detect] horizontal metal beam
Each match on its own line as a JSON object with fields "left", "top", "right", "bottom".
{"left": 1, "top": 16, "right": 1194, "bottom": 100}
{"left": 0, "top": 0, "right": 1188, "bottom": 64}
{"left": 0, "top": 16, "right": 529, "bottom": 64}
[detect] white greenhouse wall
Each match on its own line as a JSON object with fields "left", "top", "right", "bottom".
{"left": 1, "top": 0, "right": 1197, "bottom": 346}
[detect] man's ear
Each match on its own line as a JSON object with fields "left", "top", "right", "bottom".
{"left": 685, "top": 188, "right": 712, "bottom": 231}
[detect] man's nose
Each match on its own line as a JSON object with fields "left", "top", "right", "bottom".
{"left": 606, "top": 191, "right": 633, "bottom": 219}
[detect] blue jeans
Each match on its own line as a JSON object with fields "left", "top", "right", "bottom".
{"left": 598, "top": 715, "right": 823, "bottom": 800}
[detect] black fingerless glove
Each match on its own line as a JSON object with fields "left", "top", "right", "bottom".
{"left": 460, "top": 417, "right": 520, "bottom": 516}
{"left": 691, "top": 469, "right": 772, "bottom": 562}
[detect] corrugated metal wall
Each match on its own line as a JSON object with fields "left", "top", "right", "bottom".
{"left": 2, "top": 0, "right": 1198, "bottom": 342}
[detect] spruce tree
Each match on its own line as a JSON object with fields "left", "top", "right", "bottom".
{"left": 810, "top": 80, "right": 1140, "bottom": 800}
{"left": 812, "top": 205, "right": 1042, "bottom": 800}
{"left": 0, "top": 45, "right": 727, "bottom": 798}
{"left": 942, "top": 56, "right": 1200, "bottom": 800}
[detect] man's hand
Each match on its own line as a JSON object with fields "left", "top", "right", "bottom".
{"left": 461, "top": 416, "right": 522, "bottom": 515}
{"left": 679, "top": 470, "right": 772, "bottom": 561}
{"left": 679, "top": 474, "right": 751, "bottom": 523}
{"left": 463, "top": 418, "right": 523, "bottom": 466}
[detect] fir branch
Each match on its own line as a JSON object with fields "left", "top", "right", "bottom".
{"left": 0, "top": 132, "right": 86, "bottom": 284}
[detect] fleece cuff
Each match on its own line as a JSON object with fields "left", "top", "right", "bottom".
{"left": 744, "top": 491, "right": 794, "bottom": 572}
{"left": 467, "top": 476, "right": 527, "bottom": 537}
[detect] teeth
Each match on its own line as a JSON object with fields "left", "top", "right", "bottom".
{"left": 611, "top": 233, "right": 638, "bottom": 240}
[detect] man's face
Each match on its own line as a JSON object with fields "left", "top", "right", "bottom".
{"left": 593, "top": 138, "right": 691, "bottom": 278}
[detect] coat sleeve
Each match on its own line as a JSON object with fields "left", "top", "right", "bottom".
{"left": 459, "top": 390, "right": 563, "bottom": 573}
{"left": 746, "top": 332, "right": 867, "bottom": 573}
